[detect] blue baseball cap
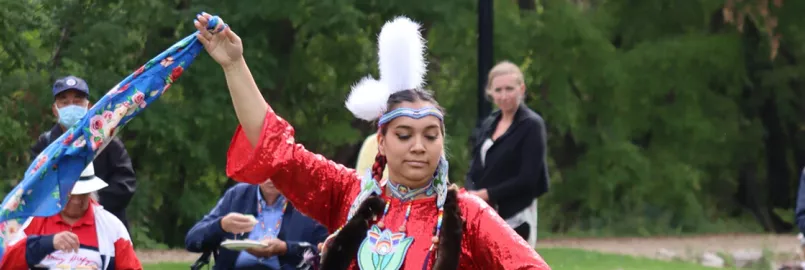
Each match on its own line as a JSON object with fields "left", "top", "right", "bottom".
{"left": 52, "top": 76, "right": 89, "bottom": 98}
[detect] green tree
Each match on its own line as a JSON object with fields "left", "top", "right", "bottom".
{"left": 4, "top": 0, "right": 805, "bottom": 248}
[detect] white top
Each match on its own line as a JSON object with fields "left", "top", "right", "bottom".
{"left": 478, "top": 137, "right": 537, "bottom": 246}
{"left": 480, "top": 138, "right": 494, "bottom": 166}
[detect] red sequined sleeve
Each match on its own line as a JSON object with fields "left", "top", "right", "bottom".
{"left": 226, "top": 108, "right": 360, "bottom": 230}
{"left": 462, "top": 195, "right": 551, "bottom": 270}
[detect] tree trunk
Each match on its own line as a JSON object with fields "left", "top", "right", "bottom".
{"left": 49, "top": 25, "right": 71, "bottom": 82}
{"left": 518, "top": 0, "right": 536, "bottom": 11}
{"left": 733, "top": 15, "right": 792, "bottom": 232}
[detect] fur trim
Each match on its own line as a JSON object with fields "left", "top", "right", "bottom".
{"left": 433, "top": 188, "right": 462, "bottom": 270}
{"left": 320, "top": 189, "right": 463, "bottom": 270}
{"left": 344, "top": 16, "right": 428, "bottom": 122}
{"left": 320, "top": 196, "right": 385, "bottom": 269}
{"left": 378, "top": 16, "right": 427, "bottom": 93}
{"left": 345, "top": 77, "right": 391, "bottom": 121}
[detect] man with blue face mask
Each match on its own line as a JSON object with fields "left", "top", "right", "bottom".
{"left": 30, "top": 75, "right": 137, "bottom": 232}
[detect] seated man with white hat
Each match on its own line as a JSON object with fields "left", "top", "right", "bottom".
{"left": 0, "top": 163, "right": 142, "bottom": 270}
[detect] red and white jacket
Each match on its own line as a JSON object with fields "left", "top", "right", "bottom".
{"left": 0, "top": 202, "right": 141, "bottom": 269}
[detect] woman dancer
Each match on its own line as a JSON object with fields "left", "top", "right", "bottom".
{"left": 194, "top": 12, "right": 551, "bottom": 270}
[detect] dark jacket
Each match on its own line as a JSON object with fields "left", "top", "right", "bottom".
{"left": 31, "top": 124, "right": 136, "bottom": 228}
{"left": 185, "top": 183, "right": 329, "bottom": 270}
{"left": 466, "top": 104, "right": 550, "bottom": 219}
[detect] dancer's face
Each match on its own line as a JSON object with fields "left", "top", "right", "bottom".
{"left": 379, "top": 100, "right": 444, "bottom": 187}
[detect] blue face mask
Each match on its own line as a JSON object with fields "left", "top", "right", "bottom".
{"left": 57, "top": 105, "right": 88, "bottom": 128}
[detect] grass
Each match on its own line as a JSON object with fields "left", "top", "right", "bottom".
{"left": 142, "top": 262, "right": 188, "bottom": 269}
{"left": 538, "top": 248, "right": 715, "bottom": 270}
{"left": 141, "top": 248, "right": 716, "bottom": 270}
{"left": 143, "top": 262, "right": 191, "bottom": 270}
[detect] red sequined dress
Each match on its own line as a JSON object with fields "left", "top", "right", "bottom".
{"left": 226, "top": 106, "right": 551, "bottom": 270}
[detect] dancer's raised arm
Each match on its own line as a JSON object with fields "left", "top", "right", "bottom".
{"left": 194, "top": 13, "right": 265, "bottom": 146}
{"left": 194, "top": 13, "right": 359, "bottom": 230}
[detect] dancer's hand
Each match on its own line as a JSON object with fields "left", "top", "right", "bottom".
{"left": 469, "top": 189, "right": 489, "bottom": 202}
{"left": 319, "top": 233, "right": 338, "bottom": 255}
{"left": 194, "top": 12, "right": 243, "bottom": 69}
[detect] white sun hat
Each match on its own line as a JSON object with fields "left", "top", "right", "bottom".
{"left": 71, "top": 163, "right": 108, "bottom": 195}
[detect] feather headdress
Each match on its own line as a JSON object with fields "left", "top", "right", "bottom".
{"left": 326, "top": 17, "right": 463, "bottom": 270}
{"left": 344, "top": 16, "right": 428, "bottom": 121}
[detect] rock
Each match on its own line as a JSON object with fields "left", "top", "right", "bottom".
{"left": 656, "top": 248, "right": 678, "bottom": 261}
{"left": 700, "top": 252, "right": 725, "bottom": 268}
{"left": 776, "top": 263, "right": 805, "bottom": 270}
{"left": 731, "top": 249, "right": 763, "bottom": 268}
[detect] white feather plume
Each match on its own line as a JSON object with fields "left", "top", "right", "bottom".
{"left": 344, "top": 15, "right": 428, "bottom": 121}
{"left": 378, "top": 16, "right": 427, "bottom": 92}
{"left": 345, "top": 76, "right": 391, "bottom": 121}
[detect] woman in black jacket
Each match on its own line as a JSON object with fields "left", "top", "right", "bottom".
{"left": 466, "top": 61, "right": 550, "bottom": 245}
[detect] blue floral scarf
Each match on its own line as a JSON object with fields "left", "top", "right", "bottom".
{"left": 0, "top": 15, "right": 226, "bottom": 256}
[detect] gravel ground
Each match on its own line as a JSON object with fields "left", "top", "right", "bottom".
{"left": 136, "top": 249, "right": 200, "bottom": 263}
{"left": 539, "top": 233, "right": 798, "bottom": 258}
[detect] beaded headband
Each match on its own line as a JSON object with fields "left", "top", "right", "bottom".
{"left": 377, "top": 106, "right": 444, "bottom": 127}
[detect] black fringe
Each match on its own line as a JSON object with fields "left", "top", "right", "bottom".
{"left": 320, "top": 190, "right": 463, "bottom": 270}
{"left": 320, "top": 196, "right": 385, "bottom": 270}
{"left": 432, "top": 188, "right": 462, "bottom": 270}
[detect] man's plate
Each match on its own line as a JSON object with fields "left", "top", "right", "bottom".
{"left": 221, "top": 239, "right": 267, "bottom": 251}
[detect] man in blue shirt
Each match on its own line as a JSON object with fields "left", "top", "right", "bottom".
{"left": 186, "top": 179, "right": 328, "bottom": 269}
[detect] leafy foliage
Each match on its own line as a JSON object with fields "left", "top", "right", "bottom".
{"left": 2, "top": 0, "right": 805, "bottom": 247}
